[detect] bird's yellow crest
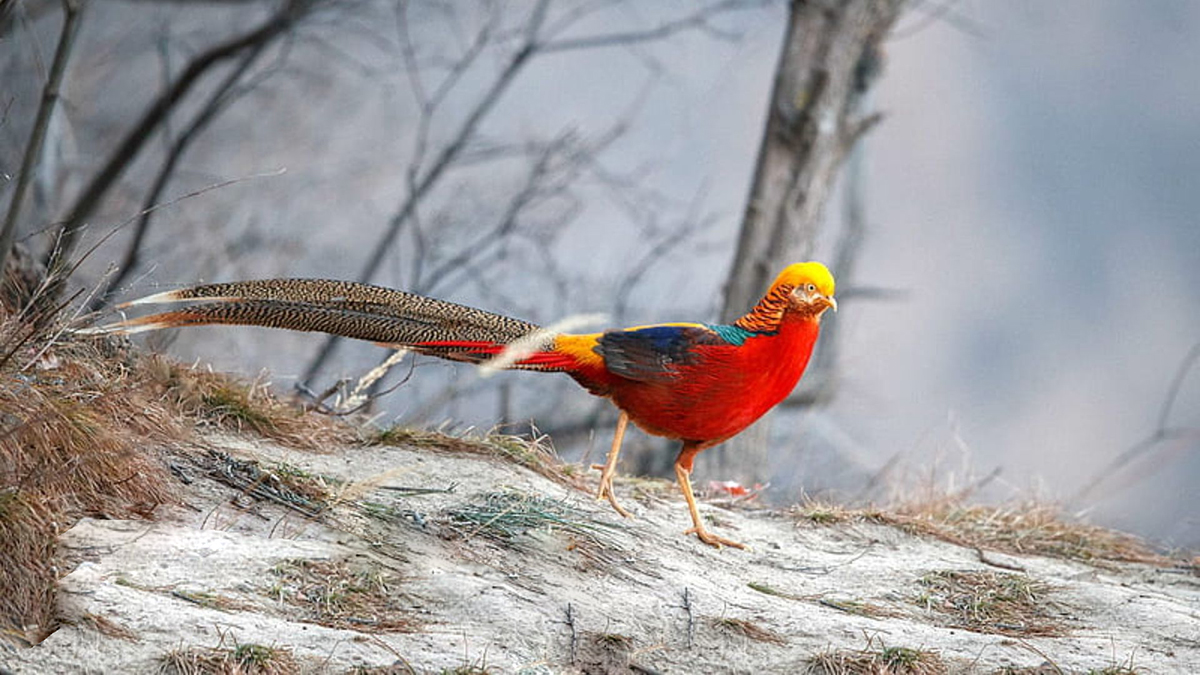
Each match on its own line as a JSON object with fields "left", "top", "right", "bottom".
{"left": 771, "top": 261, "right": 835, "bottom": 297}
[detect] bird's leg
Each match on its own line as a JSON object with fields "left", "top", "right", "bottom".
{"left": 674, "top": 455, "right": 746, "bottom": 550}
{"left": 591, "top": 410, "right": 632, "bottom": 518}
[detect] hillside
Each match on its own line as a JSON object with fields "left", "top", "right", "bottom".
{"left": 1, "top": 332, "right": 1198, "bottom": 674}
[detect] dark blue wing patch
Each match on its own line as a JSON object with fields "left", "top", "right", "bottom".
{"left": 597, "top": 325, "right": 728, "bottom": 382}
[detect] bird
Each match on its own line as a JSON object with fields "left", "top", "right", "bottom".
{"left": 87, "top": 262, "right": 836, "bottom": 549}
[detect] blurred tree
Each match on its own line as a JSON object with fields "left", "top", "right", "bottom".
{"left": 705, "top": 0, "right": 902, "bottom": 482}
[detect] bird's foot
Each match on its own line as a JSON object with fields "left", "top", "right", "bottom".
{"left": 591, "top": 463, "right": 632, "bottom": 519}
{"left": 684, "top": 526, "right": 747, "bottom": 550}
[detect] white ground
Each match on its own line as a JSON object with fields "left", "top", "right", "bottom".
{"left": 5, "top": 432, "right": 1199, "bottom": 674}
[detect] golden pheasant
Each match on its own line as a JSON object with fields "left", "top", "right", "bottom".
{"left": 90, "top": 262, "right": 836, "bottom": 549}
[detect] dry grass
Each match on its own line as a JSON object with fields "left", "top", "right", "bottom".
{"left": 1, "top": 314, "right": 177, "bottom": 642}
{"left": 987, "top": 663, "right": 1142, "bottom": 675}
{"left": 816, "top": 597, "right": 900, "bottom": 619}
{"left": 140, "top": 356, "right": 349, "bottom": 449}
{"left": 747, "top": 580, "right": 802, "bottom": 600}
{"left": 793, "top": 498, "right": 1165, "bottom": 566}
{"left": 345, "top": 665, "right": 419, "bottom": 675}
{"left": 914, "top": 569, "right": 1066, "bottom": 637}
{"left": 266, "top": 558, "right": 417, "bottom": 633}
{"left": 1086, "top": 666, "right": 1140, "bottom": 675}
{"left": 1, "top": 296, "right": 582, "bottom": 645}
{"left": 160, "top": 642, "right": 302, "bottom": 675}
{"left": 436, "top": 667, "right": 492, "bottom": 675}
{"left": 76, "top": 611, "right": 139, "bottom": 642}
{"left": 169, "top": 589, "right": 257, "bottom": 614}
{"left": 0, "top": 298, "right": 350, "bottom": 642}
{"left": 446, "top": 489, "right": 620, "bottom": 547}
{"left": 366, "top": 425, "right": 578, "bottom": 487}
{"left": 806, "top": 638, "right": 946, "bottom": 675}
{"left": 747, "top": 581, "right": 898, "bottom": 619}
{"left": 710, "top": 616, "right": 787, "bottom": 646}
{"left": 201, "top": 451, "right": 333, "bottom": 518}
{"left": 576, "top": 631, "right": 633, "bottom": 673}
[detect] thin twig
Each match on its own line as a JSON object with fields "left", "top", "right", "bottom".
{"left": 1, "top": 0, "right": 86, "bottom": 278}
{"left": 44, "top": 0, "right": 312, "bottom": 278}
{"left": 539, "top": 0, "right": 766, "bottom": 53}
{"left": 301, "top": 0, "right": 552, "bottom": 385}
{"left": 1071, "top": 341, "right": 1200, "bottom": 505}
{"left": 565, "top": 603, "right": 578, "bottom": 663}
{"left": 88, "top": 43, "right": 270, "bottom": 311}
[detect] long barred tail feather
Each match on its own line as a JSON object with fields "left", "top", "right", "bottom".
{"left": 81, "top": 279, "right": 577, "bottom": 372}
{"left": 117, "top": 279, "right": 538, "bottom": 338}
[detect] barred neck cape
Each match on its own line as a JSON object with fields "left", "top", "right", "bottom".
{"left": 87, "top": 261, "right": 837, "bottom": 550}
{"left": 734, "top": 261, "right": 836, "bottom": 333}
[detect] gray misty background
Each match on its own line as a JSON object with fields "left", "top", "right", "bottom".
{"left": 3, "top": 2, "right": 1197, "bottom": 546}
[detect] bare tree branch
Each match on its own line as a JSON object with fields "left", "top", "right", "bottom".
{"left": 612, "top": 189, "right": 717, "bottom": 322}
{"left": 1, "top": 0, "right": 85, "bottom": 283}
{"left": 298, "top": 0, "right": 781, "bottom": 405}
{"left": 538, "top": 0, "right": 768, "bottom": 53}
{"left": 891, "top": 0, "right": 986, "bottom": 41}
{"left": 0, "top": 0, "right": 58, "bottom": 39}
{"left": 416, "top": 138, "right": 561, "bottom": 294}
{"left": 42, "top": 0, "right": 314, "bottom": 281}
{"left": 300, "top": 0, "right": 553, "bottom": 385}
{"left": 86, "top": 41, "right": 271, "bottom": 311}
{"left": 1071, "top": 341, "right": 1200, "bottom": 505}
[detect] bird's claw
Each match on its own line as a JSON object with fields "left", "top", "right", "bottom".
{"left": 592, "top": 464, "right": 632, "bottom": 519}
{"left": 684, "top": 526, "right": 747, "bottom": 550}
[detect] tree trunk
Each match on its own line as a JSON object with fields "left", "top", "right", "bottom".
{"left": 703, "top": 0, "right": 902, "bottom": 483}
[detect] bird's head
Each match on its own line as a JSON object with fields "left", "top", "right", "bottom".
{"left": 775, "top": 261, "right": 837, "bottom": 318}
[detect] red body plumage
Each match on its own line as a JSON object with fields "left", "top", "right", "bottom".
{"left": 600, "top": 317, "right": 819, "bottom": 447}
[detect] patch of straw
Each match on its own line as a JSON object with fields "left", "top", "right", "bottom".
{"left": 793, "top": 498, "right": 1165, "bottom": 566}
{"left": 159, "top": 642, "right": 301, "bottom": 675}
{"left": 914, "top": 569, "right": 1067, "bottom": 637}
{"left": 806, "top": 637, "right": 946, "bottom": 675}
{"left": 266, "top": 559, "right": 417, "bottom": 633}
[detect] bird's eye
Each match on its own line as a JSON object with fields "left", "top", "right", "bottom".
{"left": 806, "top": 284, "right": 816, "bottom": 293}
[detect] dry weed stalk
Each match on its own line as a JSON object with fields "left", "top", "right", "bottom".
{"left": 140, "top": 356, "right": 350, "bottom": 449}
{"left": 1, "top": 295, "right": 352, "bottom": 641}
{"left": 367, "top": 424, "right": 579, "bottom": 487}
